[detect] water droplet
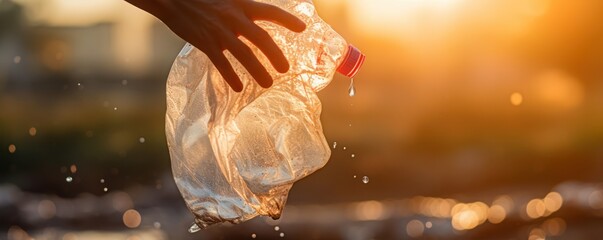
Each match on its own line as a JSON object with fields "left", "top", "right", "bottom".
{"left": 280, "top": 232, "right": 285, "bottom": 237}
{"left": 332, "top": 142, "right": 337, "bottom": 149}
{"left": 362, "top": 176, "right": 369, "bottom": 184}
{"left": 66, "top": 176, "right": 73, "bottom": 183}
{"left": 114, "top": 107, "right": 118, "bottom": 111}
{"left": 13, "top": 56, "right": 21, "bottom": 64}
{"left": 188, "top": 223, "right": 201, "bottom": 233}
{"left": 343, "top": 147, "right": 347, "bottom": 150}
{"left": 353, "top": 175, "right": 357, "bottom": 178}
{"left": 139, "top": 137, "right": 145, "bottom": 143}
{"left": 100, "top": 178, "right": 105, "bottom": 183}
{"left": 274, "top": 226, "right": 280, "bottom": 231}
{"left": 154, "top": 222, "right": 161, "bottom": 229}
{"left": 349, "top": 123, "right": 352, "bottom": 127}
{"left": 103, "top": 187, "right": 108, "bottom": 192}
{"left": 251, "top": 233, "right": 257, "bottom": 239}
{"left": 348, "top": 78, "right": 356, "bottom": 97}
{"left": 351, "top": 154, "right": 355, "bottom": 158}
{"left": 77, "top": 83, "right": 81, "bottom": 86}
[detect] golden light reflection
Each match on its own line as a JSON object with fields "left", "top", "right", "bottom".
{"left": 354, "top": 200, "right": 385, "bottom": 221}
{"left": 526, "top": 199, "right": 546, "bottom": 219}
{"left": 406, "top": 219, "right": 425, "bottom": 238}
{"left": 530, "top": 70, "right": 584, "bottom": 111}
{"left": 588, "top": 190, "right": 603, "bottom": 209}
{"left": 510, "top": 92, "right": 523, "bottom": 106}
{"left": 38, "top": 199, "right": 57, "bottom": 219}
{"left": 492, "top": 195, "right": 515, "bottom": 212}
{"left": 7, "top": 225, "right": 31, "bottom": 240}
{"left": 542, "top": 218, "right": 566, "bottom": 236}
{"left": 8, "top": 144, "right": 16, "bottom": 154}
{"left": 528, "top": 228, "right": 546, "bottom": 240}
{"left": 412, "top": 196, "right": 457, "bottom": 218}
{"left": 451, "top": 202, "right": 488, "bottom": 230}
{"left": 543, "top": 192, "right": 563, "bottom": 213}
{"left": 487, "top": 205, "right": 506, "bottom": 224}
{"left": 122, "top": 209, "right": 142, "bottom": 228}
{"left": 29, "top": 127, "right": 37, "bottom": 136}
{"left": 111, "top": 192, "right": 134, "bottom": 212}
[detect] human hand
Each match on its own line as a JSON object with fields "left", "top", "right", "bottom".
{"left": 127, "top": 0, "right": 306, "bottom": 92}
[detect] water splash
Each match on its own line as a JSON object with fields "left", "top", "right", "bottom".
{"left": 362, "top": 176, "right": 369, "bottom": 184}
{"left": 348, "top": 78, "right": 356, "bottom": 97}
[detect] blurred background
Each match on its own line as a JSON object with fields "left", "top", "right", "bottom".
{"left": 2, "top": 0, "right": 603, "bottom": 239}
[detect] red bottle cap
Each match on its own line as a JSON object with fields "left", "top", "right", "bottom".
{"left": 336, "top": 44, "right": 366, "bottom": 78}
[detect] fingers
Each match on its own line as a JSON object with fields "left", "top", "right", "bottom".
{"left": 240, "top": 23, "right": 289, "bottom": 73}
{"left": 245, "top": 1, "right": 306, "bottom": 33}
{"left": 225, "top": 35, "right": 274, "bottom": 88}
{"left": 205, "top": 49, "right": 244, "bottom": 92}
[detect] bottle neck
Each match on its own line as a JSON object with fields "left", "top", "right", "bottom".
{"left": 336, "top": 45, "right": 366, "bottom": 78}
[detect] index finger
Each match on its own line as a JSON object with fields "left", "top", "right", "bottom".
{"left": 244, "top": 1, "right": 306, "bottom": 32}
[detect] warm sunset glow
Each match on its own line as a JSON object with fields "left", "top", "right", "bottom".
{"left": 530, "top": 70, "right": 584, "bottom": 111}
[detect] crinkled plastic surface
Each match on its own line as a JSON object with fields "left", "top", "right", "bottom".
{"left": 165, "top": 0, "right": 349, "bottom": 229}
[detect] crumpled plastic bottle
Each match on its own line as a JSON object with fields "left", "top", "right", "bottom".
{"left": 165, "top": 0, "right": 365, "bottom": 230}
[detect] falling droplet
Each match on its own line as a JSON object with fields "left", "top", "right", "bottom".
{"left": 351, "top": 154, "right": 355, "bottom": 158}
{"left": 188, "top": 223, "right": 201, "bottom": 233}
{"left": 348, "top": 78, "right": 356, "bottom": 97}
{"left": 114, "top": 107, "right": 118, "bottom": 111}
{"left": 103, "top": 187, "right": 108, "bottom": 192}
{"left": 139, "top": 137, "right": 146, "bottom": 143}
{"left": 362, "top": 176, "right": 369, "bottom": 184}
{"left": 77, "top": 83, "right": 81, "bottom": 86}
{"left": 251, "top": 233, "right": 257, "bottom": 239}
{"left": 100, "top": 178, "right": 105, "bottom": 183}
{"left": 280, "top": 232, "right": 285, "bottom": 238}
{"left": 353, "top": 175, "right": 357, "bottom": 178}
{"left": 332, "top": 142, "right": 337, "bottom": 149}
{"left": 343, "top": 147, "right": 347, "bottom": 150}
{"left": 66, "top": 176, "right": 73, "bottom": 183}
{"left": 274, "top": 226, "right": 280, "bottom": 231}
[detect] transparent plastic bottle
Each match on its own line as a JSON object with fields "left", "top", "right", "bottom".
{"left": 165, "top": 0, "right": 365, "bottom": 230}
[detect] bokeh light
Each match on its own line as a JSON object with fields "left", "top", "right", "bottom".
{"left": 122, "top": 209, "right": 142, "bottom": 228}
